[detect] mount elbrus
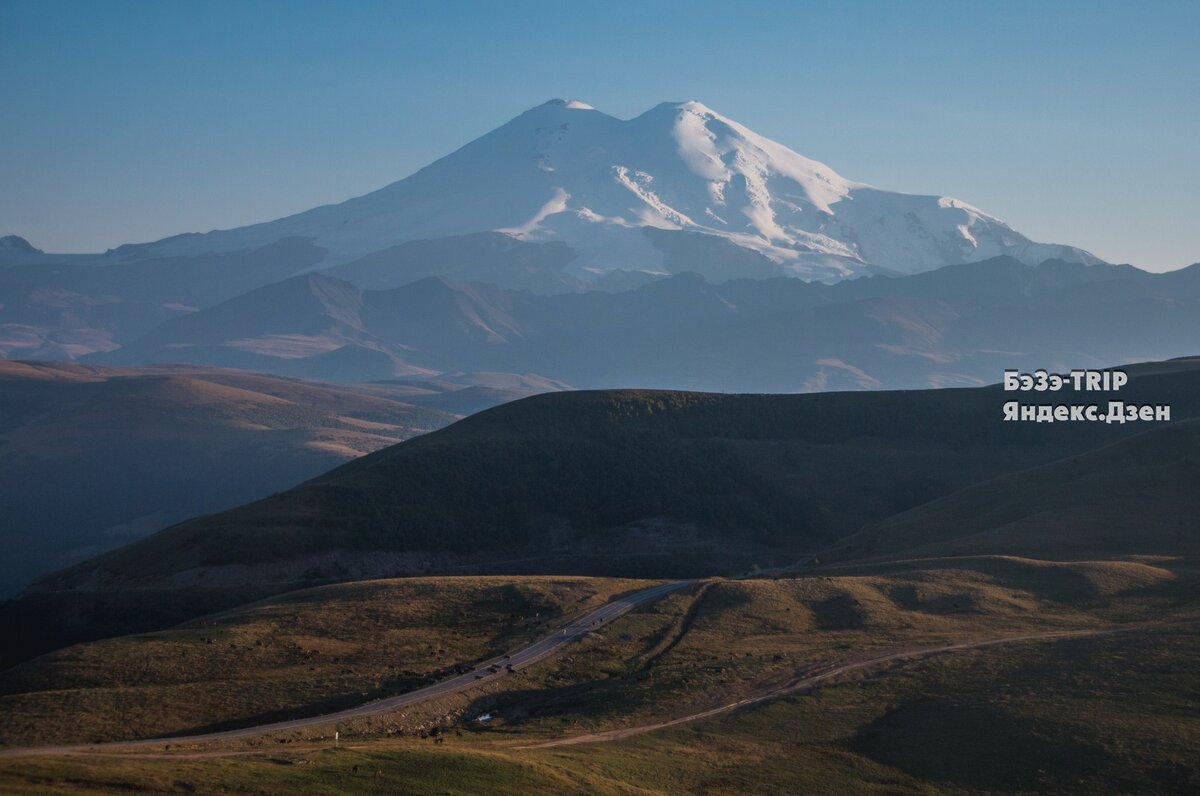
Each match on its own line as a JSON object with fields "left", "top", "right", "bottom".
{"left": 2, "top": 99, "right": 1098, "bottom": 288}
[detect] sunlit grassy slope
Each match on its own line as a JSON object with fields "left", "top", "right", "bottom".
{"left": 1, "top": 599, "right": 1195, "bottom": 794}
{"left": 5, "top": 556, "right": 1195, "bottom": 752}
{"left": 0, "top": 576, "right": 647, "bottom": 748}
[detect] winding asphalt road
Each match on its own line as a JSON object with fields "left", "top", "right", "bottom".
{"left": 0, "top": 579, "right": 694, "bottom": 759}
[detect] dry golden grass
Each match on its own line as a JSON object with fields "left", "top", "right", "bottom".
{"left": 0, "top": 576, "right": 649, "bottom": 747}
{"left": 1, "top": 624, "right": 1196, "bottom": 795}
{"left": 2, "top": 557, "right": 1197, "bottom": 793}
{"left": 433, "top": 556, "right": 1198, "bottom": 741}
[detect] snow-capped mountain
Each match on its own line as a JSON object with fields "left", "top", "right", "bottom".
{"left": 51, "top": 100, "right": 1103, "bottom": 283}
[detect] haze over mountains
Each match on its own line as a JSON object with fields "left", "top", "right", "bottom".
{"left": 1, "top": 110, "right": 1198, "bottom": 794}
{"left": 3, "top": 0, "right": 1199, "bottom": 781}
{"left": 88, "top": 256, "right": 1200, "bottom": 390}
{"left": 0, "top": 361, "right": 579, "bottom": 598}
{"left": 9, "top": 98, "right": 1197, "bottom": 392}
{"left": 1, "top": 96, "right": 1196, "bottom": 615}
{"left": 0, "top": 363, "right": 470, "bottom": 598}
{"left": 1, "top": 97, "right": 1197, "bottom": 635}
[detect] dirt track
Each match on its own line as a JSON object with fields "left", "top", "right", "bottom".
{"left": 3, "top": 604, "right": 1193, "bottom": 760}
{"left": 519, "top": 619, "right": 1199, "bottom": 749}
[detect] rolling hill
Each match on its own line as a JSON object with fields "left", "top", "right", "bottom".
{"left": 0, "top": 361, "right": 457, "bottom": 598}
{"left": 4, "top": 359, "right": 1195, "bottom": 667}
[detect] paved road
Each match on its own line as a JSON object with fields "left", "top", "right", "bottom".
{"left": 0, "top": 579, "right": 694, "bottom": 759}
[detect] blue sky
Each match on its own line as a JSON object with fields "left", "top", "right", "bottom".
{"left": 2, "top": 0, "right": 1197, "bottom": 270}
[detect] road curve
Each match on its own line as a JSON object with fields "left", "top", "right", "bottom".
{"left": 520, "top": 618, "right": 1199, "bottom": 749}
{"left": 0, "top": 579, "right": 695, "bottom": 759}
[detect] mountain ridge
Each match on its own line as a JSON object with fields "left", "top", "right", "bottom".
{"left": 85, "top": 257, "right": 1200, "bottom": 390}
{"left": 2, "top": 100, "right": 1101, "bottom": 285}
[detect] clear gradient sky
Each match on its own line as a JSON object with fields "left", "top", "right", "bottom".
{"left": 2, "top": 0, "right": 1197, "bottom": 270}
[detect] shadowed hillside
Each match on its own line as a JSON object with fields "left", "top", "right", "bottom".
{"left": 824, "top": 418, "right": 1200, "bottom": 563}
{"left": 0, "top": 361, "right": 457, "bottom": 597}
{"left": 4, "top": 361, "right": 1196, "bottom": 666}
